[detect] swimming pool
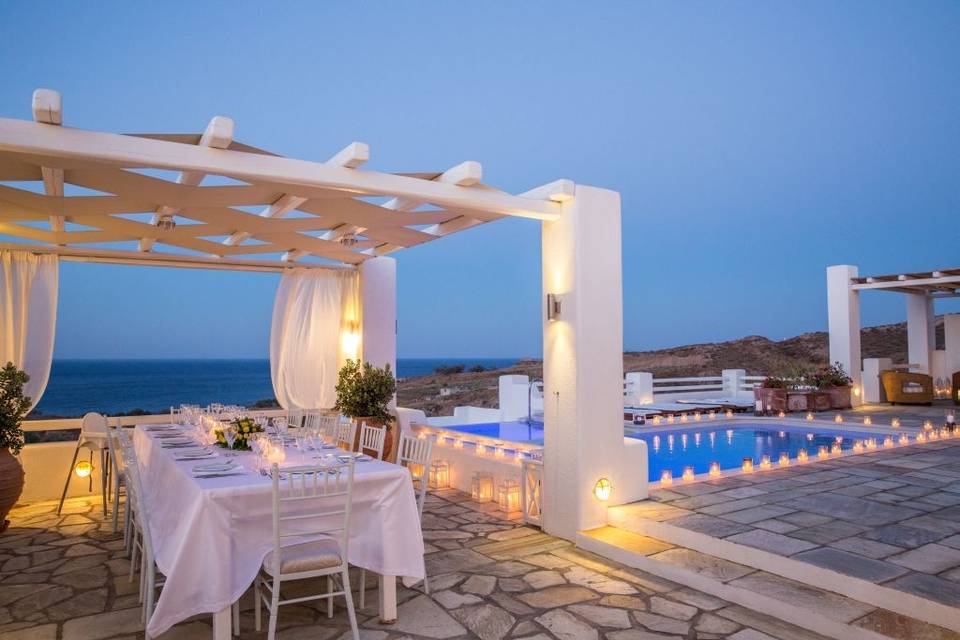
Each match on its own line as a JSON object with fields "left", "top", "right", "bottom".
{"left": 632, "top": 425, "right": 893, "bottom": 481}
{"left": 438, "top": 421, "right": 897, "bottom": 482}
{"left": 442, "top": 420, "right": 544, "bottom": 444}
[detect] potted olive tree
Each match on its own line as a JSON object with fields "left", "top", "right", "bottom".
{"left": 334, "top": 360, "right": 398, "bottom": 461}
{"left": 0, "top": 363, "right": 31, "bottom": 534}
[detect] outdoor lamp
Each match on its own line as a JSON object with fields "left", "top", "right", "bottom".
{"left": 593, "top": 477, "right": 612, "bottom": 501}
{"left": 74, "top": 460, "right": 93, "bottom": 478}
{"left": 546, "top": 293, "right": 562, "bottom": 321}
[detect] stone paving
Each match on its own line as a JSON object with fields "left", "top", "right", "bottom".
{"left": 640, "top": 437, "right": 960, "bottom": 608}
{"left": 0, "top": 492, "right": 835, "bottom": 640}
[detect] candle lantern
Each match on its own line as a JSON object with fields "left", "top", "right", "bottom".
{"left": 916, "top": 432, "right": 927, "bottom": 443}
{"left": 831, "top": 442, "right": 842, "bottom": 456}
{"left": 759, "top": 455, "right": 772, "bottom": 470}
{"left": 429, "top": 460, "right": 450, "bottom": 489}
{"left": 817, "top": 445, "right": 829, "bottom": 459}
{"left": 470, "top": 472, "right": 494, "bottom": 503}
{"left": 806, "top": 412, "right": 814, "bottom": 422}
{"left": 497, "top": 479, "right": 521, "bottom": 512}
{"left": 682, "top": 466, "right": 695, "bottom": 482}
{"left": 741, "top": 457, "right": 754, "bottom": 473}
{"left": 725, "top": 409, "right": 734, "bottom": 419}
{"left": 797, "top": 448, "right": 809, "bottom": 463}
{"left": 883, "top": 436, "right": 894, "bottom": 448}
{"left": 865, "top": 438, "right": 877, "bottom": 450}
{"left": 898, "top": 434, "right": 909, "bottom": 445}
{"left": 660, "top": 469, "right": 673, "bottom": 486}
{"left": 863, "top": 416, "right": 872, "bottom": 426}
{"left": 891, "top": 418, "right": 901, "bottom": 428}
{"left": 923, "top": 420, "right": 934, "bottom": 431}
{"left": 708, "top": 461, "right": 721, "bottom": 477}
{"left": 852, "top": 441, "right": 864, "bottom": 453}
{"left": 778, "top": 452, "right": 790, "bottom": 467}
{"left": 834, "top": 414, "right": 843, "bottom": 424}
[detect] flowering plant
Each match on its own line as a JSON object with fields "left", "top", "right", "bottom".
{"left": 214, "top": 416, "right": 264, "bottom": 451}
{"left": 807, "top": 362, "right": 852, "bottom": 389}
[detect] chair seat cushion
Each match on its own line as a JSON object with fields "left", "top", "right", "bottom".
{"left": 263, "top": 538, "right": 342, "bottom": 575}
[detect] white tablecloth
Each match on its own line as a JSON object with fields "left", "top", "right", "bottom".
{"left": 133, "top": 425, "right": 425, "bottom": 638}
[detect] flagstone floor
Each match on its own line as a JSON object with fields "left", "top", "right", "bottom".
{"left": 0, "top": 491, "right": 836, "bottom": 640}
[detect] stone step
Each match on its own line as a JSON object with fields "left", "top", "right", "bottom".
{"left": 578, "top": 525, "right": 960, "bottom": 640}
{"left": 607, "top": 501, "right": 960, "bottom": 635}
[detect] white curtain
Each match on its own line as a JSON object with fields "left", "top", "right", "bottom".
{"left": 270, "top": 268, "right": 360, "bottom": 410}
{"left": 0, "top": 251, "right": 58, "bottom": 407}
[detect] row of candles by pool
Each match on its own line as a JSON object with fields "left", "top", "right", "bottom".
{"left": 658, "top": 423, "right": 960, "bottom": 486}
{"left": 649, "top": 409, "right": 956, "bottom": 429}
{"left": 421, "top": 429, "right": 540, "bottom": 463}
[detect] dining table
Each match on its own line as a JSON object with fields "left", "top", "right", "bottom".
{"left": 132, "top": 422, "right": 426, "bottom": 639}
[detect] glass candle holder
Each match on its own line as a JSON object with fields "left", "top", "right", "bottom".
{"left": 817, "top": 445, "right": 829, "bottom": 459}
{"left": 682, "top": 466, "right": 695, "bottom": 482}
{"left": 741, "top": 457, "right": 754, "bottom": 473}
{"left": 660, "top": 469, "right": 673, "bottom": 486}
{"left": 708, "top": 461, "right": 721, "bottom": 477}
{"left": 863, "top": 416, "right": 872, "bottom": 426}
{"left": 806, "top": 412, "right": 815, "bottom": 421}
{"left": 883, "top": 436, "right": 894, "bottom": 448}
{"left": 834, "top": 415, "right": 844, "bottom": 424}
{"left": 797, "top": 448, "right": 809, "bottom": 463}
{"left": 831, "top": 443, "right": 842, "bottom": 456}
{"left": 891, "top": 418, "right": 901, "bottom": 428}
{"left": 778, "top": 452, "right": 790, "bottom": 467}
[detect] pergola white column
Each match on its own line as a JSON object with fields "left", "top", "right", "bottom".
{"left": 541, "top": 185, "right": 648, "bottom": 540}
{"left": 360, "top": 257, "right": 397, "bottom": 375}
{"left": 906, "top": 292, "right": 935, "bottom": 374}
{"left": 827, "top": 265, "right": 863, "bottom": 404}
{"left": 945, "top": 314, "right": 960, "bottom": 384}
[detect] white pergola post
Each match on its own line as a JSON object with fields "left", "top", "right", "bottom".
{"left": 541, "top": 185, "right": 648, "bottom": 540}
{"left": 827, "top": 265, "right": 863, "bottom": 404}
{"left": 944, "top": 314, "right": 960, "bottom": 383}
{"left": 906, "top": 292, "right": 935, "bottom": 374}
{"left": 360, "top": 257, "right": 397, "bottom": 376}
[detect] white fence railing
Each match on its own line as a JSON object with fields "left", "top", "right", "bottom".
{"left": 22, "top": 408, "right": 288, "bottom": 435}
{"left": 624, "top": 369, "right": 765, "bottom": 406}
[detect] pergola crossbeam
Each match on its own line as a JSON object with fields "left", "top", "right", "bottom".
{"left": 30, "top": 89, "right": 65, "bottom": 236}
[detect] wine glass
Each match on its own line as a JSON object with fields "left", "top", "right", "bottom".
{"left": 223, "top": 426, "right": 237, "bottom": 457}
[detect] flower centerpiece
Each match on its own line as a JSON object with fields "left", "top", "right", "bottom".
{"left": 214, "top": 416, "right": 264, "bottom": 451}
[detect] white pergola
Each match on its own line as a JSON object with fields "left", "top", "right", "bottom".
{"left": 0, "top": 90, "right": 647, "bottom": 542}
{"left": 827, "top": 264, "right": 960, "bottom": 403}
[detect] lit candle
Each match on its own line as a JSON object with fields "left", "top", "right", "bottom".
{"left": 898, "top": 434, "right": 909, "bottom": 445}
{"left": 660, "top": 469, "right": 673, "bottom": 486}
{"left": 778, "top": 452, "right": 790, "bottom": 467}
{"left": 652, "top": 415, "right": 662, "bottom": 426}
{"left": 834, "top": 414, "right": 844, "bottom": 424}
{"left": 797, "top": 448, "right": 809, "bottom": 463}
{"left": 667, "top": 415, "right": 675, "bottom": 424}
{"left": 923, "top": 420, "right": 934, "bottom": 431}
{"left": 694, "top": 412, "right": 702, "bottom": 422}
{"left": 417, "top": 431, "right": 427, "bottom": 440}
{"left": 929, "top": 430, "right": 940, "bottom": 441}
{"left": 916, "top": 432, "right": 927, "bottom": 443}
{"left": 777, "top": 411, "right": 785, "bottom": 419}
{"left": 725, "top": 409, "right": 734, "bottom": 419}
{"left": 863, "top": 416, "right": 872, "bottom": 426}
{"left": 817, "top": 445, "right": 829, "bottom": 459}
{"left": 742, "top": 457, "right": 754, "bottom": 473}
{"left": 682, "top": 466, "right": 695, "bottom": 482}
{"left": 865, "top": 438, "right": 877, "bottom": 450}
{"left": 680, "top": 414, "right": 689, "bottom": 423}
{"left": 852, "top": 441, "right": 864, "bottom": 453}
{"left": 708, "top": 410, "right": 716, "bottom": 420}
{"left": 476, "top": 443, "right": 486, "bottom": 455}
{"left": 941, "top": 427, "right": 952, "bottom": 439}
{"left": 831, "top": 443, "right": 842, "bottom": 456}
{"left": 806, "top": 412, "right": 814, "bottom": 422}
{"left": 709, "top": 461, "right": 721, "bottom": 477}
{"left": 883, "top": 436, "right": 894, "bottom": 448}
{"left": 454, "top": 438, "right": 463, "bottom": 449}
{"left": 891, "top": 418, "right": 901, "bottom": 428}
{"left": 759, "top": 455, "right": 772, "bottom": 470}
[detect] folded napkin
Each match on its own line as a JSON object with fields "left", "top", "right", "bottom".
{"left": 193, "top": 461, "right": 239, "bottom": 472}
{"left": 175, "top": 450, "right": 215, "bottom": 461}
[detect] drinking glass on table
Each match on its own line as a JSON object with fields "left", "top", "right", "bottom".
{"left": 222, "top": 426, "right": 238, "bottom": 457}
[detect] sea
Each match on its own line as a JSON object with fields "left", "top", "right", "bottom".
{"left": 31, "top": 358, "right": 520, "bottom": 418}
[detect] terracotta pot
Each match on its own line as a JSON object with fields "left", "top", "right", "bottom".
{"left": 351, "top": 418, "right": 399, "bottom": 463}
{"left": 0, "top": 448, "right": 24, "bottom": 534}
{"left": 754, "top": 387, "right": 787, "bottom": 412}
{"left": 825, "top": 386, "right": 852, "bottom": 410}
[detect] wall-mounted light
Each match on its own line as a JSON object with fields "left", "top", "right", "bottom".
{"left": 546, "top": 293, "right": 562, "bottom": 321}
{"left": 593, "top": 477, "right": 612, "bottom": 501}
{"left": 74, "top": 460, "right": 93, "bottom": 478}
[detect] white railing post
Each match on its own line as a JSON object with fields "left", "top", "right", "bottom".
{"left": 624, "top": 372, "right": 653, "bottom": 406}
{"left": 722, "top": 369, "right": 746, "bottom": 398}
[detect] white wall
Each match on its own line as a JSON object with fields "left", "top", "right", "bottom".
{"left": 541, "top": 185, "right": 647, "bottom": 540}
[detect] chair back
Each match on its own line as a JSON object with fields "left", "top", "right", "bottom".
{"left": 106, "top": 423, "right": 127, "bottom": 478}
{"left": 287, "top": 409, "right": 306, "bottom": 430}
{"left": 270, "top": 460, "right": 356, "bottom": 566}
{"left": 358, "top": 423, "right": 386, "bottom": 460}
{"left": 397, "top": 434, "right": 433, "bottom": 518}
{"left": 335, "top": 421, "right": 357, "bottom": 451}
{"left": 80, "top": 412, "right": 109, "bottom": 446}
{"left": 117, "top": 432, "right": 153, "bottom": 557}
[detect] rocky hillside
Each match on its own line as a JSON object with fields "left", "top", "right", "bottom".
{"left": 398, "top": 318, "right": 945, "bottom": 416}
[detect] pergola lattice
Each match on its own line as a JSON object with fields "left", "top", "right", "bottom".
{"left": 0, "top": 89, "right": 572, "bottom": 271}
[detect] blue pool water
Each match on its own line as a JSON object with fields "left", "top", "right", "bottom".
{"left": 441, "top": 422, "right": 894, "bottom": 482}
{"left": 631, "top": 426, "right": 892, "bottom": 481}
{"left": 444, "top": 421, "right": 544, "bottom": 444}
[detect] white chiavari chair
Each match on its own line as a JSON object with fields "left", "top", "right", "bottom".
{"left": 254, "top": 460, "right": 359, "bottom": 640}
{"left": 334, "top": 421, "right": 357, "bottom": 451}
{"left": 287, "top": 409, "right": 305, "bottom": 430}
{"left": 118, "top": 431, "right": 165, "bottom": 624}
{"left": 359, "top": 432, "right": 433, "bottom": 607}
{"left": 106, "top": 420, "right": 127, "bottom": 533}
{"left": 357, "top": 422, "right": 386, "bottom": 460}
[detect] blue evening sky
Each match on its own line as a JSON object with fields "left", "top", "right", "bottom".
{"left": 1, "top": 2, "right": 957, "bottom": 359}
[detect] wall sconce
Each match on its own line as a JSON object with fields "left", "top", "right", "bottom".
{"left": 593, "top": 477, "right": 613, "bottom": 501}
{"left": 74, "top": 460, "right": 93, "bottom": 478}
{"left": 546, "top": 293, "right": 562, "bottom": 321}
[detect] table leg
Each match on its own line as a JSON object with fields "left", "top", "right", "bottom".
{"left": 378, "top": 574, "right": 397, "bottom": 624}
{"left": 213, "top": 606, "right": 231, "bottom": 640}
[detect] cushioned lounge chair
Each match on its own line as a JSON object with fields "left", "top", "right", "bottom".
{"left": 880, "top": 370, "right": 934, "bottom": 405}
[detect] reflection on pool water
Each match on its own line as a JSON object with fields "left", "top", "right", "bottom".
{"left": 631, "top": 425, "right": 892, "bottom": 482}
